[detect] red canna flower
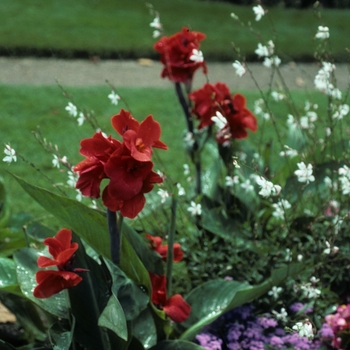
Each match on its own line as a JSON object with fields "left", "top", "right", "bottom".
{"left": 154, "top": 27, "right": 207, "bottom": 83}
{"left": 145, "top": 234, "right": 184, "bottom": 262}
{"left": 149, "top": 272, "right": 191, "bottom": 323}
{"left": 189, "top": 83, "right": 257, "bottom": 143}
{"left": 33, "top": 229, "right": 87, "bottom": 299}
{"left": 111, "top": 109, "right": 167, "bottom": 162}
{"left": 73, "top": 110, "right": 167, "bottom": 218}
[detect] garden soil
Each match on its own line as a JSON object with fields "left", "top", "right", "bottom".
{"left": 0, "top": 57, "right": 348, "bottom": 90}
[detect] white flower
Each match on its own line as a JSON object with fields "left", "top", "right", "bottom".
{"left": 176, "top": 183, "right": 186, "bottom": 196}
{"left": 333, "top": 104, "right": 349, "bottom": 119}
{"left": 52, "top": 155, "right": 60, "bottom": 168}
{"left": 315, "top": 26, "right": 329, "bottom": 39}
{"left": 255, "top": 43, "right": 269, "bottom": 58}
{"left": 339, "top": 176, "right": 350, "bottom": 195}
{"left": 252, "top": 5, "right": 265, "bottom": 21}
{"left": 184, "top": 164, "right": 190, "bottom": 176}
{"left": 255, "top": 176, "right": 281, "bottom": 197}
{"left": 293, "top": 320, "right": 314, "bottom": 340}
{"left": 187, "top": 201, "right": 202, "bottom": 216}
{"left": 279, "top": 145, "right": 298, "bottom": 158}
{"left": 230, "top": 12, "right": 239, "bottom": 20}
{"left": 150, "top": 16, "right": 162, "bottom": 29}
{"left": 310, "top": 276, "right": 320, "bottom": 284}
{"left": 300, "top": 283, "right": 321, "bottom": 299}
{"left": 225, "top": 175, "right": 239, "bottom": 187}
{"left": 286, "top": 114, "right": 298, "bottom": 130}
{"left": 67, "top": 171, "right": 78, "bottom": 188}
{"left": 240, "top": 179, "right": 254, "bottom": 192}
{"left": 267, "top": 40, "right": 275, "bottom": 55}
{"left": 76, "top": 190, "right": 82, "bottom": 202}
{"left": 77, "top": 112, "right": 85, "bottom": 126}
{"left": 297, "top": 254, "right": 303, "bottom": 261}
{"left": 232, "top": 60, "right": 246, "bottom": 77}
{"left": 271, "top": 91, "right": 285, "bottom": 101}
{"left": 189, "top": 49, "right": 204, "bottom": 63}
{"left": 294, "top": 162, "right": 315, "bottom": 183}
{"left": 3, "top": 145, "right": 17, "bottom": 163}
{"left": 268, "top": 286, "right": 283, "bottom": 299}
{"left": 153, "top": 30, "right": 161, "bottom": 38}
{"left": 323, "top": 240, "right": 339, "bottom": 254}
{"left": 285, "top": 248, "right": 292, "bottom": 262}
{"left": 338, "top": 165, "right": 350, "bottom": 178}
{"left": 272, "top": 308, "right": 288, "bottom": 322}
{"left": 184, "top": 132, "right": 195, "bottom": 147}
{"left": 108, "top": 91, "right": 120, "bottom": 105}
{"left": 254, "top": 98, "right": 264, "bottom": 115}
{"left": 263, "top": 56, "right": 281, "bottom": 68}
{"left": 65, "top": 102, "right": 78, "bottom": 117}
{"left": 272, "top": 200, "right": 291, "bottom": 220}
{"left": 211, "top": 111, "right": 227, "bottom": 129}
{"left": 157, "top": 189, "right": 169, "bottom": 203}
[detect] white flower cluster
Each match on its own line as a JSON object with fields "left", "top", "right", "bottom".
{"left": 252, "top": 5, "right": 265, "bottom": 21}
{"left": 293, "top": 320, "right": 314, "bottom": 340}
{"left": 294, "top": 162, "right": 315, "bottom": 184}
{"left": 272, "top": 199, "right": 291, "bottom": 220}
{"left": 254, "top": 176, "right": 281, "bottom": 198}
{"left": 338, "top": 165, "right": 350, "bottom": 195}
{"left": 279, "top": 145, "right": 298, "bottom": 158}
{"left": 315, "top": 26, "right": 329, "bottom": 40}
{"left": 3, "top": 145, "right": 17, "bottom": 163}
{"left": 254, "top": 40, "right": 281, "bottom": 68}
{"left": 332, "top": 104, "right": 349, "bottom": 120}
{"left": 253, "top": 98, "right": 270, "bottom": 120}
{"left": 232, "top": 60, "right": 246, "bottom": 77}
{"left": 108, "top": 91, "right": 120, "bottom": 106}
{"left": 149, "top": 16, "right": 162, "bottom": 38}
{"left": 314, "top": 62, "right": 341, "bottom": 100}
{"left": 65, "top": 102, "right": 85, "bottom": 126}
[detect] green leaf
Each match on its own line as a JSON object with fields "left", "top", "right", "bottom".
{"left": 13, "top": 248, "right": 68, "bottom": 319}
{"left": 98, "top": 295, "right": 128, "bottom": 341}
{"left": 0, "top": 340, "right": 16, "bottom": 350}
{"left": 149, "top": 340, "right": 204, "bottom": 350}
{"left": 26, "top": 221, "right": 56, "bottom": 241}
{"left": 0, "top": 229, "right": 27, "bottom": 258}
{"left": 131, "top": 307, "right": 157, "bottom": 349}
{"left": 13, "top": 174, "right": 110, "bottom": 258}
{"left": 49, "top": 319, "right": 74, "bottom": 350}
{"left": 0, "top": 257, "right": 20, "bottom": 294}
{"left": 105, "top": 258, "right": 149, "bottom": 321}
{"left": 179, "top": 263, "right": 305, "bottom": 340}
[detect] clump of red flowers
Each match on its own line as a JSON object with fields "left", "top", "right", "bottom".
{"left": 188, "top": 82, "right": 257, "bottom": 144}
{"left": 149, "top": 272, "right": 191, "bottom": 323}
{"left": 145, "top": 234, "right": 184, "bottom": 262}
{"left": 154, "top": 27, "right": 207, "bottom": 83}
{"left": 34, "top": 229, "right": 87, "bottom": 299}
{"left": 74, "top": 109, "right": 167, "bottom": 218}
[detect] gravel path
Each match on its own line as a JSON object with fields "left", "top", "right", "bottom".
{"left": 0, "top": 57, "right": 348, "bottom": 90}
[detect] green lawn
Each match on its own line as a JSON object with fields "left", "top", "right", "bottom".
{"left": 0, "top": 0, "right": 349, "bottom": 61}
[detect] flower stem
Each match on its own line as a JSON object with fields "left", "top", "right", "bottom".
{"left": 166, "top": 188, "right": 178, "bottom": 297}
{"left": 107, "top": 209, "right": 121, "bottom": 265}
{"left": 174, "top": 82, "right": 202, "bottom": 194}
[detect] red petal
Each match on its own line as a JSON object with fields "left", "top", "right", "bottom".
{"left": 34, "top": 270, "right": 82, "bottom": 298}
{"left": 120, "top": 193, "right": 146, "bottom": 219}
{"left": 149, "top": 272, "right": 167, "bottom": 306}
{"left": 111, "top": 109, "right": 139, "bottom": 136}
{"left": 145, "top": 234, "right": 163, "bottom": 249}
{"left": 163, "top": 294, "right": 191, "bottom": 323}
{"left": 37, "top": 256, "right": 58, "bottom": 268}
{"left": 53, "top": 229, "right": 73, "bottom": 250}
{"left": 173, "top": 243, "right": 184, "bottom": 262}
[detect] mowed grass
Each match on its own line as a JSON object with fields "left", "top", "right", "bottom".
{"left": 0, "top": 84, "right": 345, "bottom": 225}
{"left": 0, "top": 0, "right": 349, "bottom": 61}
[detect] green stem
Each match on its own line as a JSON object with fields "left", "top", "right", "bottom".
{"left": 107, "top": 209, "right": 121, "bottom": 265}
{"left": 166, "top": 188, "right": 178, "bottom": 297}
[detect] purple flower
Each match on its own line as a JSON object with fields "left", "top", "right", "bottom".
{"left": 318, "top": 322, "right": 334, "bottom": 339}
{"left": 290, "top": 302, "right": 313, "bottom": 314}
{"left": 195, "top": 333, "right": 222, "bottom": 350}
{"left": 258, "top": 316, "right": 278, "bottom": 329}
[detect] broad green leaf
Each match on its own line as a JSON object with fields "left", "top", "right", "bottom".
{"left": 49, "top": 319, "right": 74, "bottom": 350}
{"left": 179, "top": 263, "right": 304, "bottom": 340}
{"left": 98, "top": 295, "right": 128, "bottom": 341}
{"left": 105, "top": 258, "right": 149, "bottom": 321}
{"left": 0, "top": 257, "right": 20, "bottom": 294}
{"left": 131, "top": 307, "right": 157, "bottom": 349}
{"left": 13, "top": 174, "right": 110, "bottom": 258}
{"left": 26, "top": 221, "right": 56, "bottom": 242}
{"left": 0, "top": 229, "right": 27, "bottom": 258}
{"left": 0, "top": 340, "right": 16, "bottom": 350}
{"left": 149, "top": 340, "right": 204, "bottom": 350}
{"left": 13, "top": 248, "right": 68, "bottom": 319}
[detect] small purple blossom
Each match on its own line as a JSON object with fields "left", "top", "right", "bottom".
{"left": 290, "top": 302, "right": 314, "bottom": 314}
